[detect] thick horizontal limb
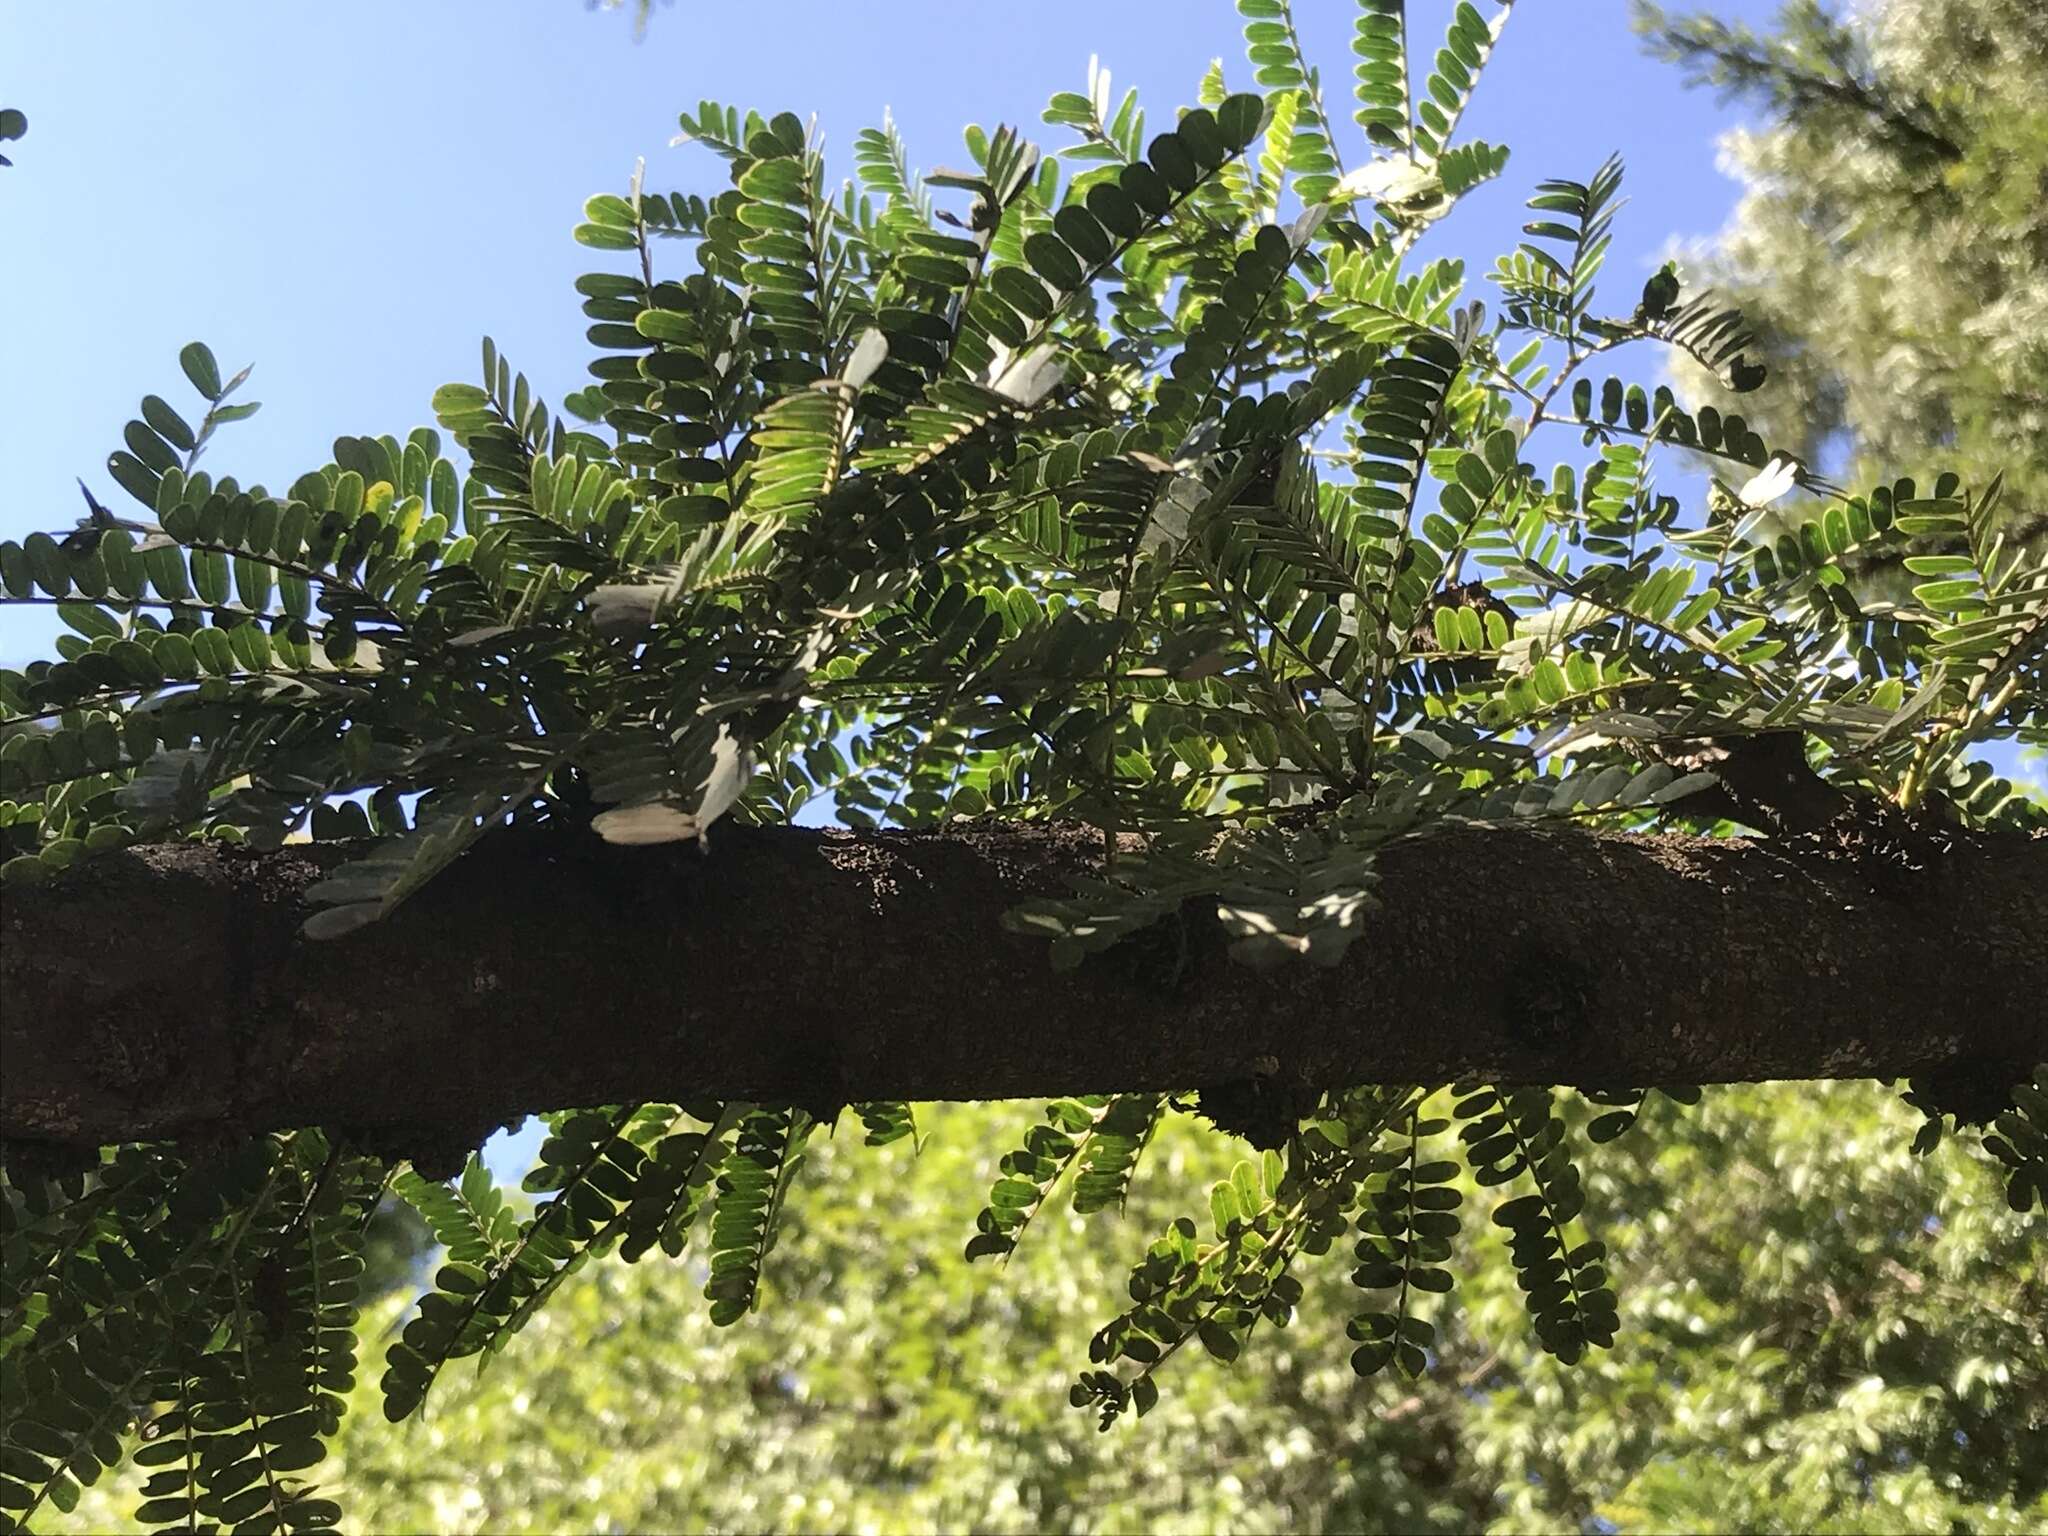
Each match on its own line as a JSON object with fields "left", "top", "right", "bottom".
{"left": 3, "top": 820, "right": 2043, "bottom": 1154}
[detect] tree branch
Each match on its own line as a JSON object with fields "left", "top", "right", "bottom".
{"left": 4, "top": 820, "right": 2043, "bottom": 1154}
{"left": 1634, "top": 3, "right": 1964, "bottom": 165}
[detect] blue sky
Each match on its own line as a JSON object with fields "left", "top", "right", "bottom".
{"left": 4, "top": 1, "right": 1785, "bottom": 1174}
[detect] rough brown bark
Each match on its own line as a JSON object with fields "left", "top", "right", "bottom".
{"left": 3, "top": 819, "right": 2044, "bottom": 1156}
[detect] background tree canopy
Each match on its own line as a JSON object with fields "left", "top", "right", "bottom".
{"left": 1636, "top": 0, "right": 2048, "bottom": 587}
{"left": 2, "top": 1, "right": 2044, "bottom": 1532}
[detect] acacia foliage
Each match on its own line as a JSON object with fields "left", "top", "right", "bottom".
{"left": 45, "top": 1086, "right": 2048, "bottom": 1535}
{"left": 2, "top": 1, "right": 2046, "bottom": 1528}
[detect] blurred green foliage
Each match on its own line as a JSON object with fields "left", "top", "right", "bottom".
{"left": 1638, "top": 0, "right": 2048, "bottom": 579}
{"left": 55, "top": 1084, "right": 2048, "bottom": 1534}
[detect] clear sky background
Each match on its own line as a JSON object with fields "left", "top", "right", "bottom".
{"left": 4, "top": 0, "right": 1784, "bottom": 1171}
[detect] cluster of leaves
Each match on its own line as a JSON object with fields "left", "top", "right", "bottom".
{"left": 4, "top": 0, "right": 2044, "bottom": 1523}
{"left": 46, "top": 1087, "right": 2048, "bottom": 1535}
{"left": 965, "top": 1095, "right": 1161, "bottom": 1262}
{"left": 1069, "top": 1086, "right": 1408, "bottom": 1428}
{"left": 1, "top": 1133, "right": 379, "bottom": 1533}
{"left": 378, "top": 1100, "right": 818, "bottom": 1421}
{"left": 1910, "top": 1063, "right": 2048, "bottom": 1214}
